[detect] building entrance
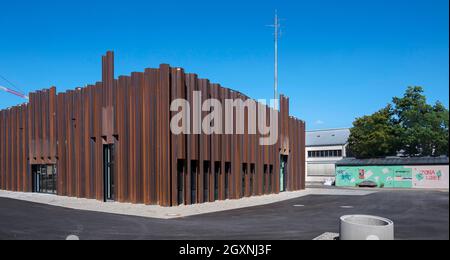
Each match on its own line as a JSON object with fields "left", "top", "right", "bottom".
{"left": 32, "top": 165, "right": 57, "bottom": 194}
{"left": 280, "top": 155, "right": 288, "bottom": 192}
{"left": 103, "top": 144, "right": 115, "bottom": 201}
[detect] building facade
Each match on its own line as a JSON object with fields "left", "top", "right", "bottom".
{"left": 0, "top": 52, "right": 306, "bottom": 207}
{"left": 336, "top": 157, "right": 449, "bottom": 189}
{"left": 305, "top": 128, "right": 350, "bottom": 184}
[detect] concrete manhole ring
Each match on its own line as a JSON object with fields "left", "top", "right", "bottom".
{"left": 340, "top": 215, "right": 394, "bottom": 240}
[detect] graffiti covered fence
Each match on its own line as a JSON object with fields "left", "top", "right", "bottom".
{"left": 336, "top": 164, "right": 449, "bottom": 189}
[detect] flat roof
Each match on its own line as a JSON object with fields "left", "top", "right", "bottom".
{"left": 336, "top": 157, "right": 449, "bottom": 166}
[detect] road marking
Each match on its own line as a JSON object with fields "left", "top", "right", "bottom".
{"left": 166, "top": 213, "right": 181, "bottom": 217}
{"left": 340, "top": 206, "right": 354, "bottom": 209}
{"left": 293, "top": 204, "right": 305, "bottom": 207}
{"left": 66, "top": 235, "right": 80, "bottom": 240}
{"left": 313, "top": 232, "right": 339, "bottom": 240}
{"left": 366, "top": 235, "right": 380, "bottom": 240}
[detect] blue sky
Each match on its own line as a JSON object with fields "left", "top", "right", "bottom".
{"left": 0, "top": 0, "right": 448, "bottom": 130}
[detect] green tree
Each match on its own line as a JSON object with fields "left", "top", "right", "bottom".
{"left": 348, "top": 86, "right": 449, "bottom": 158}
{"left": 432, "top": 102, "right": 450, "bottom": 155}
{"left": 348, "top": 105, "right": 401, "bottom": 158}
{"left": 393, "top": 86, "right": 449, "bottom": 156}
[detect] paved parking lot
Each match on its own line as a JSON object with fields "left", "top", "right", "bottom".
{"left": 0, "top": 189, "right": 448, "bottom": 240}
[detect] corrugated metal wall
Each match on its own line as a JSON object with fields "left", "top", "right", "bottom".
{"left": 0, "top": 51, "right": 306, "bottom": 206}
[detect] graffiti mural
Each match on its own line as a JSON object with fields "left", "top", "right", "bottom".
{"left": 335, "top": 166, "right": 413, "bottom": 188}
{"left": 336, "top": 165, "right": 449, "bottom": 189}
{"left": 409, "top": 166, "right": 449, "bottom": 189}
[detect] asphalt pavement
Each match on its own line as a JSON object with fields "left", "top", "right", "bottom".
{"left": 0, "top": 189, "right": 448, "bottom": 240}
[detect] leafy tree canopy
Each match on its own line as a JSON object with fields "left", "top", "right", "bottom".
{"left": 348, "top": 86, "right": 449, "bottom": 158}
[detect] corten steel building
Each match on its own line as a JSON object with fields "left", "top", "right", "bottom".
{"left": 0, "top": 52, "right": 306, "bottom": 207}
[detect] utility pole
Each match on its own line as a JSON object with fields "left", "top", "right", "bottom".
{"left": 273, "top": 10, "right": 280, "bottom": 110}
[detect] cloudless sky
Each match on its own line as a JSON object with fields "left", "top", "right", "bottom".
{"left": 0, "top": 0, "right": 448, "bottom": 130}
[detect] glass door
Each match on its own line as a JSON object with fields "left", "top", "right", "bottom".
{"left": 103, "top": 144, "right": 115, "bottom": 201}
{"left": 32, "top": 165, "right": 57, "bottom": 194}
{"left": 280, "top": 155, "right": 288, "bottom": 192}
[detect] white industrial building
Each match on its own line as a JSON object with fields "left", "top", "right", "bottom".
{"left": 306, "top": 128, "right": 350, "bottom": 184}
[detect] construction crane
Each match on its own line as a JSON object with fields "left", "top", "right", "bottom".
{"left": 0, "top": 85, "right": 29, "bottom": 100}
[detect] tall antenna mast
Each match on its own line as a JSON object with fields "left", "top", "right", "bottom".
{"left": 273, "top": 10, "right": 280, "bottom": 110}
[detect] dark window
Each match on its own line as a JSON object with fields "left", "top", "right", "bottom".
{"left": 263, "top": 164, "right": 268, "bottom": 194}
{"left": 177, "top": 160, "right": 185, "bottom": 205}
{"left": 203, "top": 161, "right": 210, "bottom": 202}
{"left": 103, "top": 144, "right": 115, "bottom": 202}
{"left": 309, "top": 150, "right": 344, "bottom": 158}
{"left": 191, "top": 161, "right": 198, "bottom": 204}
{"left": 241, "top": 163, "right": 247, "bottom": 198}
{"left": 250, "top": 164, "right": 256, "bottom": 196}
{"left": 280, "top": 155, "right": 288, "bottom": 192}
{"left": 225, "top": 162, "right": 231, "bottom": 199}
{"left": 269, "top": 165, "right": 274, "bottom": 194}
{"left": 214, "top": 162, "right": 220, "bottom": 201}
